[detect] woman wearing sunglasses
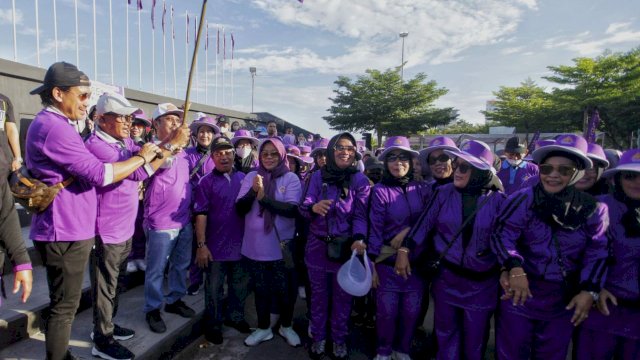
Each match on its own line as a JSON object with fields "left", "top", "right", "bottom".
{"left": 574, "top": 149, "right": 640, "bottom": 359}
{"left": 575, "top": 143, "right": 611, "bottom": 196}
{"left": 368, "top": 137, "right": 432, "bottom": 360}
{"left": 396, "top": 140, "right": 505, "bottom": 359}
{"left": 300, "top": 133, "right": 370, "bottom": 360}
{"left": 492, "top": 134, "right": 609, "bottom": 360}
{"left": 235, "top": 138, "right": 302, "bottom": 348}
{"left": 419, "top": 136, "right": 459, "bottom": 190}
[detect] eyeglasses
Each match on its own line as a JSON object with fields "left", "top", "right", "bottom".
{"left": 621, "top": 171, "right": 639, "bottom": 181}
{"left": 387, "top": 153, "right": 411, "bottom": 163}
{"left": 428, "top": 153, "right": 450, "bottom": 165}
{"left": 213, "top": 149, "right": 235, "bottom": 158}
{"left": 62, "top": 88, "right": 91, "bottom": 101}
{"left": 539, "top": 164, "right": 577, "bottom": 177}
{"left": 452, "top": 161, "right": 471, "bottom": 174}
{"left": 333, "top": 145, "right": 356, "bottom": 154}
{"left": 260, "top": 151, "right": 280, "bottom": 159}
{"left": 106, "top": 113, "right": 134, "bottom": 124}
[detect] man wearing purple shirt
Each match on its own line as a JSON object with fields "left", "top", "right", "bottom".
{"left": 497, "top": 136, "right": 539, "bottom": 195}
{"left": 193, "top": 136, "right": 250, "bottom": 344}
{"left": 26, "top": 62, "right": 167, "bottom": 360}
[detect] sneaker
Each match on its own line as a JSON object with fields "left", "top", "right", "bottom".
{"left": 165, "top": 299, "right": 195, "bottom": 318}
{"left": 373, "top": 355, "right": 391, "bottom": 360}
{"left": 278, "top": 326, "right": 301, "bottom": 347}
{"left": 391, "top": 351, "right": 411, "bottom": 360}
{"left": 63, "top": 351, "right": 80, "bottom": 360}
{"left": 134, "top": 259, "right": 147, "bottom": 271}
{"left": 244, "top": 328, "right": 274, "bottom": 346}
{"left": 224, "top": 319, "right": 252, "bottom": 334}
{"left": 90, "top": 325, "right": 134, "bottom": 342}
{"left": 309, "top": 340, "right": 326, "bottom": 360}
{"left": 298, "top": 286, "right": 307, "bottom": 299}
{"left": 332, "top": 342, "right": 348, "bottom": 360}
{"left": 187, "top": 283, "right": 200, "bottom": 296}
{"left": 145, "top": 309, "right": 166, "bottom": 333}
{"left": 126, "top": 261, "right": 137, "bottom": 274}
{"left": 91, "top": 337, "right": 135, "bottom": 360}
{"left": 205, "top": 330, "right": 223, "bottom": 345}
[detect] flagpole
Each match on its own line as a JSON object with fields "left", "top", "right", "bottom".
{"left": 35, "top": 0, "right": 40, "bottom": 66}
{"left": 109, "top": 0, "right": 114, "bottom": 84}
{"left": 138, "top": 5, "right": 142, "bottom": 88}
{"left": 126, "top": 0, "right": 129, "bottom": 86}
{"left": 183, "top": 0, "right": 208, "bottom": 117}
{"left": 152, "top": 27, "right": 156, "bottom": 93}
{"left": 205, "top": 21, "right": 208, "bottom": 105}
{"left": 74, "top": 0, "right": 79, "bottom": 66}
{"left": 222, "top": 27, "right": 225, "bottom": 106}
{"left": 171, "top": 5, "right": 176, "bottom": 97}
{"left": 231, "top": 34, "right": 234, "bottom": 107}
{"left": 185, "top": 11, "right": 188, "bottom": 93}
{"left": 215, "top": 26, "right": 218, "bottom": 106}
{"left": 162, "top": 1, "right": 166, "bottom": 95}
{"left": 93, "top": 0, "right": 97, "bottom": 79}
{"left": 53, "top": 0, "right": 58, "bottom": 61}
{"left": 12, "top": 0, "right": 17, "bottom": 61}
{"left": 194, "top": 15, "right": 199, "bottom": 104}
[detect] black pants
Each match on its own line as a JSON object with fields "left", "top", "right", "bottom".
{"left": 35, "top": 238, "right": 94, "bottom": 360}
{"left": 246, "top": 257, "right": 297, "bottom": 329}
{"left": 90, "top": 236, "right": 131, "bottom": 342}
{"left": 203, "top": 259, "right": 250, "bottom": 331}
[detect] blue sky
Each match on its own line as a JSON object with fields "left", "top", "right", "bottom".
{"left": 1, "top": 0, "right": 639, "bottom": 137}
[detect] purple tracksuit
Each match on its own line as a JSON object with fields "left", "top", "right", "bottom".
{"left": 491, "top": 187, "right": 609, "bottom": 360}
{"left": 368, "top": 181, "right": 432, "bottom": 356}
{"left": 300, "top": 170, "right": 370, "bottom": 344}
{"left": 497, "top": 160, "right": 539, "bottom": 195}
{"left": 408, "top": 184, "right": 505, "bottom": 360}
{"left": 574, "top": 194, "right": 640, "bottom": 359}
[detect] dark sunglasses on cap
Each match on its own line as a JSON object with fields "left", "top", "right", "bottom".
{"left": 539, "top": 164, "right": 577, "bottom": 177}
{"left": 452, "top": 161, "right": 472, "bottom": 174}
{"left": 428, "top": 153, "right": 450, "bottom": 165}
{"left": 387, "top": 153, "right": 411, "bottom": 163}
{"left": 621, "top": 171, "right": 639, "bottom": 181}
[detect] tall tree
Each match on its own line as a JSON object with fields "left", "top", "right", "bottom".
{"left": 323, "top": 68, "right": 455, "bottom": 144}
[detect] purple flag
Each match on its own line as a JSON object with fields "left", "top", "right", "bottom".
{"left": 151, "top": 0, "right": 156, "bottom": 30}
{"left": 527, "top": 131, "right": 540, "bottom": 154}
{"left": 186, "top": 14, "right": 189, "bottom": 44}
{"left": 162, "top": 1, "right": 166, "bottom": 33}
{"left": 585, "top": 108, "right": 601, "bottom": 143}
{"left": 137, "top": 0, "right": 143, "bottom": 10}
{"left": 128, "top": 0, "right": 131, "bottom": 5}
{"left": 231, "top": 33, "right": 235, "bottom": 59}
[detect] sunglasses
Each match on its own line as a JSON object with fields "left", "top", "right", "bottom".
{"left": 387, "top": 153, "right": 411, "bottom": 163}
{"left": 260, "top": 151, "right": 280, "bottom": 159}
{"left": 539, "top": 164, "right": 577, "bottom": 177}
{"left": 106, "top": 113, "right": 134, "bottom": 124}
{"left": 452, "top": 161, "right": 472, "bottom": 174}
{"left": 428, "top": 153, "right": 450, "bottom": 165}
{"left": 621, "top": 171, "right": 639, "bottom": 181}
{"left": 333, "top": 145, "right": 356, "bottom": 154}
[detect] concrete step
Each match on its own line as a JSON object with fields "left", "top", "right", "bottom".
{"left": 0, "top": 284, "right": 205, "bottom": 360}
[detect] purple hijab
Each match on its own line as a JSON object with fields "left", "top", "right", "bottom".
{"left": 257, "top": 138, "right": 290, "bottom": 233}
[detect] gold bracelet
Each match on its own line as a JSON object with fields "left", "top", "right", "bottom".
{"left": 510, "top": 273, "right": 527, "bottom": 278}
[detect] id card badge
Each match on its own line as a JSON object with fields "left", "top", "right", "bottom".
{"left": 0, "top": 109, "right": 5, "bottom": 131}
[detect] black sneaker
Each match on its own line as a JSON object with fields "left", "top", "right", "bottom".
{"left": 205, "top": 330, "right": 223, "bottom": 345}
{"left": 224, "top": 319, "right": 252, "bottom": 334}
{"left": 113, "top": 324, "right": 135, "bottom": 341}
{"left": 187, "top": 283, "right": 200, "bottom": 296}
{"left": 91, "top": 336, "right": 135, "bottom": 360}
{"left": 165, "top": 299, "right": 195, "bottom": 318}
{"left": 146, "top": 309, "right": 166, "bottom": 333}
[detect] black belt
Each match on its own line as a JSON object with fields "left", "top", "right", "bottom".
{"left": 440, "top": 259, "right": 500, "bottom": 281}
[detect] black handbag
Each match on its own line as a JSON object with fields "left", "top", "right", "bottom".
{"left": 274, "top": 223, "right": 295, "bottom": 270}
{"left": 320, "top": 182, "right": 352, "bottom": 263}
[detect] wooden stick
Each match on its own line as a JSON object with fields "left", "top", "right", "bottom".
{"left": 182, "top": 0, "right": 208, "bottom": 124}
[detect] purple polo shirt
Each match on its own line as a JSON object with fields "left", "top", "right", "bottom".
{"left": 84, "top": 130, "right": 152, "bottom": 243}
{"left": 184, "top": 146, "right": 216, "bottom": 190}
{"left": 497, "top": 160, "right": 539, "bottom": 195}
{"left": 25, "top": 109, "right": 107, "bottom": 241}
{"left": 193, "top": 169, "right": 246, "bottom": 261}
{"left": 143, "top": 150, "right": 192, "bottom": 230}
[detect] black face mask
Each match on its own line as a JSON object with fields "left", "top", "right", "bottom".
{"left": 366, "top": 169, "right": 383, "bottom": 184}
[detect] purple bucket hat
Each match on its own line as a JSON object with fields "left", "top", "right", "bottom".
{"left": 378, "top": 136, "right": 419, "bottom": 161}
{"left": 420, "top": 136, "right": 458, "bottom": 158}
{"left": 231, "top": 129, "right": 259, "bottom": 147}
{"left": 532, "top": 134, "right": 592, "bottom": 170}
{"left": 286, "top": 145, "right": 313, "bottom": 164}
{"left": 132, "top": 109, "right": 151, "bottom": 127}
{"left": 310, "top": 138, "right": 330, "bottom": 157}
{"left": 444, "top": 140, "right": 496, "bottom": 173}
{"left": 189, "top": 116, "right": 221, "bottom": 135}
{"left": 602, "top": 149, "right": 640, "bottom": 178}
{"left": 586, "top": 143, "right": 609, "bottom": 169}
{"left": 299, "top": 145, "right": 312, "bottom": 155}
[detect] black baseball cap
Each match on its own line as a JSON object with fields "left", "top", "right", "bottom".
{"left": 210, "top": 136, "right": 234, "bottom": 152}
{"left": 30, "top": 62, "right": 91, "bottom": 95}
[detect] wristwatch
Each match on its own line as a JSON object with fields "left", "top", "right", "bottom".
{"left": 163, "top": 143, "right": 179, "bottom": 153}
{"left": 196, "top": 242, "right": 206, "bottom": 249}
{"left": 14, "top": 157, "right": 23, "bottom": 164}
{"left": 588, "top": 291, "right": 599, "bottom": 302}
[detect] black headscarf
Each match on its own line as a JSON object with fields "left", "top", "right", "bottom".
{"left": 454, "top": 167, "right": 502, "bottom": 245}
{"left": 532, "top": 183, "right": 597, "bottom": 230}
{"left": 613, "top": 173, "right": 640, "bottom": 238}
{"left": 321, "top": 133, "right": 360, "bottom": 198}
{"left": 380, "top": 150, "right": 414, "bottom": 187}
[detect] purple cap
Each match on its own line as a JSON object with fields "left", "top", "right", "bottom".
{"left": 286, "top": 145, "right": 313, "bottom": 164}
{"left": 532, "top": 134, "right": 592, "bottom": 170}
{"left": 602, "top": 149, "right": 640, "bottom": 178}
{"left": 378, "top": 136, "right": 419, "bottom": 161}
{"left": 420, "top": 136, "right": 458, "bottom": 158}
{"left": 311, "top": 138, "right": 330, "bottom": 157}
{"left": 444, "top": 140, "right": 495, "bottom": 173}
{"left": 132, "top": 109, "right": 151, "bottom": 127}
{"left": 299, "top": 145, "right": 312, "bottom": 154}
{"left": 189, "top": 116, "right": 221, "bottom": 135}
{"left": 231, "top": 129, "right": 259, "bottom": 147}
{"left": 586, "top": 143, "right": 609, "bottom": 169}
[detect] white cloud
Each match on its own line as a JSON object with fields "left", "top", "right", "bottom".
{"left": 605, "top": 22, "right": 632, "bottom": 34}
{"left": 0, "top": 8, "right": 23, "bottom": 25}
{"left": 544, "top": 26, "right": 640, "bottom": 56}
{"left": 501, "top": 46, "right": 525, "bottom": 55}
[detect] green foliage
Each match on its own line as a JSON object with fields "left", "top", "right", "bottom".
{"left": 424, "top": 120, "right": 489, "bottom": 134}
{"left": 323, "top": 68, "right": 456, "bottom": 144}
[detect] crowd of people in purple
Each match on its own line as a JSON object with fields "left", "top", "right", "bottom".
{"left": 0, "top": 62, "right": 639, "bottom": 360}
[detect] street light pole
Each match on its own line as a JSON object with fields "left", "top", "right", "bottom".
{"left": 249, "top": 67, "right": 257, "bottom": 113}
{"left": 399, "top": 32, "right": 409, "bottom": 81}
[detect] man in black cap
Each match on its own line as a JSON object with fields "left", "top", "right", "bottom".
{"left": 497, "top": 136, "right": 539, "bottom": 195}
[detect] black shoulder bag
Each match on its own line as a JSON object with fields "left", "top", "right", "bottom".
{"left": 320, "top": 183, "right": 352, "bottom": 263}
{"left": 273, "top": 221, "right": 295, "bottom": 270}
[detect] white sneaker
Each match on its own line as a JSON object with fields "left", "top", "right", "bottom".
{"left": 244, "top": 328, "right": 273, "bottom": 346}
{"left": 298, "top": 286, "right": 307, "bottom": 299}
{"left": 392, "top": 351, "right": 412, "bottom": 360}
{"left": 126, "top": 262, "right": 137, "bottom": 274}
{"left": 134, "top": 259, "right": 147, "bottom": 271}
{"left": 374, "top": 355, "right": 391, "bottom": 360}
{"left": 278, "top": 326, "right": 301, "bottom": 347}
